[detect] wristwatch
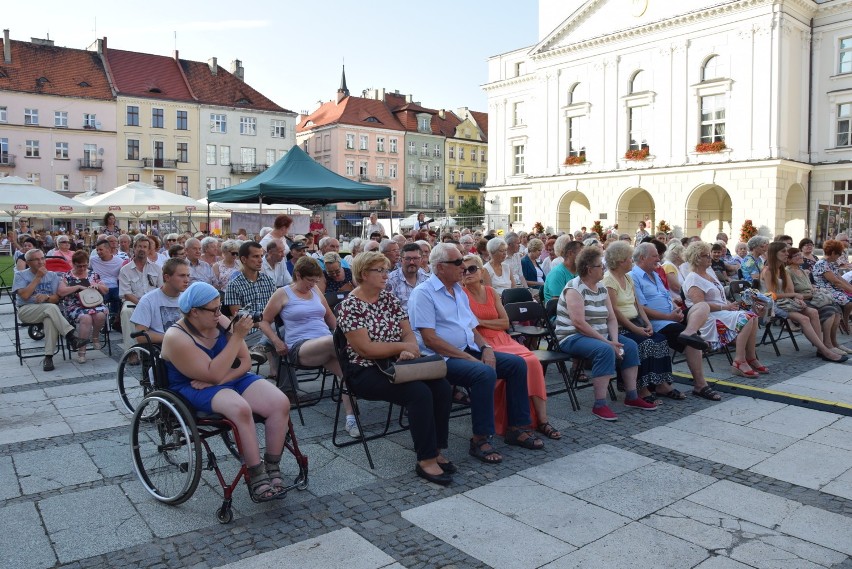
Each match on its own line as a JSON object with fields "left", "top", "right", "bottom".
{"left": 481, "top": 344, "right": 493, "bottom": 350}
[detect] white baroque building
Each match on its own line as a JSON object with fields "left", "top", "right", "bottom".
{"left": 484, "top": 0, "right": 852, "bottom": 244}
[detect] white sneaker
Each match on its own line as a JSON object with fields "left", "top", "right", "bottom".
{"left": 249, "top": 345, "right": 268, "bottom": 365}
{"left": 346, "top": 420, "right": 362, "bottom": 438}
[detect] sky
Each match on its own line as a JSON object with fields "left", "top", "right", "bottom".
{"left": 4, "top": 0, "right": 540, "bottom": 116}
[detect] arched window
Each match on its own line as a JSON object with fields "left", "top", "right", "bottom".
{"left": 630, "top": 70, "right": 646, "bottom": 94}
{"left": 568, "top": 83, "right": 581, "bottom": 105}
{"left": 702, "top": 55, "right": 727, "bottom": 81}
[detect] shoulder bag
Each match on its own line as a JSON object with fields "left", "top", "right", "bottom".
{"left": 379, "top": 355, "right": 446, "bottom": 384}
{"left": 78, "top": 287, "right": 103, "bottom": 308}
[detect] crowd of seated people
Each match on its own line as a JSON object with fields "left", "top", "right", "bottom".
{"left": 12, "top": 213, "right": 852, "bottom": 486}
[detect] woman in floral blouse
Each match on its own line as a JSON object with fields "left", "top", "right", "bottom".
{"left": 336, "top": 250, "right": 454, "bottom": 486}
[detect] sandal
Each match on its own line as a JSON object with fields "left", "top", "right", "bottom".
{"left": 746, "top": 359, "right": 769, "bottom": 374}
{"left": 642, "top": 395, "right": 661, "bottom": 406}
{"left": 656, "top": 387, "right": 686, "bottom": 400}
{"left": 505, "top": 428, "right": 544, "bottom": 450}
{"left": 247, "top": 463, "right": 284, "bottom": 502}
{"left": 731, "top": 360, "right": 759, "bottom": 378}
{"left": 453, "top": 387, "right": 471, "bottom": 406}
{"left": 692, "top": 385, "right": 722, "bottom": 401}
{"left": 536, "top": 421, "right": 562, "bottom": 440}
{"left": 468, "top": 437, "right": 502, "bottom": 464}
{"left": 264, "top": 453, "right": 285, "bottom": 493}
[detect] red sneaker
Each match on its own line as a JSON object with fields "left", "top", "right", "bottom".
{"left": 624, "top": 397, "right": 658, "bottom": 411}
{"left": 592, "top": 405, "right": 618, "bottom": 421}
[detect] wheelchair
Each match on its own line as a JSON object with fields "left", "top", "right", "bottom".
{"left": 126, "top": 331, "right": 309, "bottom": 523}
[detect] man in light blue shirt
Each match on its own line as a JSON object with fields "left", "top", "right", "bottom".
{"left": 408, "top": 243, "right": 543, "bottom": 464}
{"left": 629, "top": 242, "right": 721, "bottom": 401}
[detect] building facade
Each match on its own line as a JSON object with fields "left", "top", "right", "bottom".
{"left": 484, "top": 0, "right": 848, "bottom": 243}
{"left": 0, "top": 34, "right": 117, "bottom": 194}
{"left": 445, "top": 109, "right": 488, "bottom": 212}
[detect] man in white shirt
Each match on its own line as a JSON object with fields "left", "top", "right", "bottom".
{"left": 185, "top": 237, "right": 214, "bottom": 285}
{"left": 261, "top": 238, "right": 293, "bottom": 287}
{"left": 118, "top": 236, "right": 163, "bottom": 360}
{"left": 364, "top": 212, "right": 384, "bottom": 239}
{"left": 90, "top": 238, "right": 127, "bottom": 327}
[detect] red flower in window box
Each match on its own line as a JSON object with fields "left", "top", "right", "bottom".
{"left": 740, "top": 219, "right": 758, "bottom": 243}
{"left": 624, "top": 148, "right": 650, "bottom": 160}
{"left": 564, "top": 155, "right": 586, "bottom": 165}
{"left": 695, "top": 141, "right": 727, "bottom": 153}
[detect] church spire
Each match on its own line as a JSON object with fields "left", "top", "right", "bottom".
{"left": 337, "top": 64, "right": 349, "bottom": 103}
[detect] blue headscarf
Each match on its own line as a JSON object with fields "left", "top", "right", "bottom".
{"left": 179, "top": 282, "right": 220, "bottom": 313}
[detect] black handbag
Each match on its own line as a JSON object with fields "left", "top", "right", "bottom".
{"left": 379, "top": 355, "right": 446, "bottom": 384}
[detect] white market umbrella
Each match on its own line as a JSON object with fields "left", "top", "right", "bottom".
{"left": 398, "top": 213, "right": 419, "bottom": 229}
{"left": 435, "top": 216, "right": 457, "bottom": 228}
{"left": 197, "top": 198, "right": 310, "bottom": 214}
{"left": 84, "top": 182, "right": 202, "bottom": 230}
{"left": 0, "top": 176, "right": 90, "bottom": 223}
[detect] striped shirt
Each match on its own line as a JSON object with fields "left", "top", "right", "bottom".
{"left": 554, "top": 276, "right": 610, "bottom": 343}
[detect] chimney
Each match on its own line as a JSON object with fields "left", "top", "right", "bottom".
{"left": 208, "top": 57, "right": 218, "bottom": 75}
{"left": 438, "top": 109, "right": 445, "bottom": 119}
{"left": 30, "top": 37, "right": 54, "bottom": 46}
{"left": 174, "top": 49, "right": 179, "bottom": 61}
{"left": 231, "top": 59, "right": 244, "bottom": 81}
{"left": 3, "top": 29, "right": 10, "bottom": 64}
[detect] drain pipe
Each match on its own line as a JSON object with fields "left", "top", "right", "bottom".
{"left": 806, "top": 17, "right": 814, "bottom": 238}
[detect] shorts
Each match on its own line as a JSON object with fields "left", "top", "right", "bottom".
{"left": 286, "top": 340, "right": 307, "bottom": 366}
{"left": 173, "top": 373, "right": 262, "bottom": 414}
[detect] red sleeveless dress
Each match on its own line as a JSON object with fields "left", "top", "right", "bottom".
{"left": 464, "top": 285, "right": 545, "bottom": 434}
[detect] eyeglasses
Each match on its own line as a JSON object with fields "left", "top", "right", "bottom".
{"left": 463, "top": 265, "right": 479, "bottom": 274}
{"left": 195, "top": 305, "right": 222, "bottom": 316}
{"left": 699, "top": 254, "right": 711, "bottom": 259}
{"left": 440, "top": 259, "right": 464, "bottom": 266}
{"left": 590, "top": 264, "right": 603, "bottom": 268}
{"left": 403, "top": 256, "right": 421, "bottom": 263}
{"left": 365, "top": 268, "right": 389, "bottom": 275}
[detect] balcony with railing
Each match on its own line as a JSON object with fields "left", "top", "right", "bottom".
{"left": 78, "top": 158, "right": 103, "bottom": 170}
{"left": 358, "top": 174, "right": 370, "bottom": 182}
{"left": 142, "top": 158, "right": 178, "bottom": 169}
{"left": 456, "top": 182, "right": 483, "bottom": 191}
{"left": 0, "top": 153, "right": 15, "bottom": 168}
{"left": 230, "top": 163, "right": 268, "bottom": 175}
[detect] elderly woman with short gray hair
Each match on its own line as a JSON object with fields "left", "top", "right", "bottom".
{"left": 603, "top": 242, "right": 683, "bottom": 402}
{"left": 484, "top": 237, "right": 520, "bottom": 297}
{"left": 741, "top": 235, "right": 770, "bottom": 284}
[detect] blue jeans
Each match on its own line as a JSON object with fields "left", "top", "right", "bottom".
{"left": 559, "top": 334, "right": 639, "bottom": 379}
{"left": 445, "top": 349, "right": 531, "bottom": 437}
{"left": 105, "top": 287, "right": 121, "bottom": 317}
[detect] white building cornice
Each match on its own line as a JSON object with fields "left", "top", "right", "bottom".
{"left": 530, "top": 0, "right": 819, "bottom": 62}
{"left": 482, "top": 73, "right": 538, "bottom": 93}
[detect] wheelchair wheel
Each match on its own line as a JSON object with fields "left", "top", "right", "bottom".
{"left": 130, "top": 391, "right": 201, "bottom": 505}
{"left": 117, "top": 346, "right": 156, "bottom": 416}
{"left": 28, "top": 324, "right": 44, "bottom": 341}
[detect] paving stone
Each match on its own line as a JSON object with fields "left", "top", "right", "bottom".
{"left": 574, "top": 461, "right": 716, "bottom": 520}
{"left": 540, "top": 521, "right": 709, "bottom": 568}
{"left": 694, "top": 397, "right": 787, "bottom": 426}
{"left": 39, "top": 485, "right": 153, "bottom": 563}
{"left": 632, "top": 425, "right": 771, "bottom": 470}
{"left": 746, "top": 406, "right": 841, "bottom": 439}
{"left": 822, "top": 467, "right": 852, "bottom": 501}
{"left": 0, "top": 454, "right": 21, "bottom": 500}
{"left": 403, "top": 494, "right": 575, "bottom": 569}
{"left": 214, "top": 528, "right": 398, "bottom": 569}
{"left": 0, "top": 501, "right": 57, "bottom": 569}
{"left": 693, "top": 557, "right": 754, "bottom": 569}
{"left": 13, "top": 443, "right": 102, "bottom": 493}
{"left": 82, "top": 434, "right": 135, "bottom": 478}
{"left": 777, "top": 505, "right": 852, "bottom": 556}
{"left": 805, "top": 427, "right": 852, "bottom": 452}
{"left": 464, "top": 474, "right": 630, "bottom": 547}
{"left": 686, "top": 480, "right": 803, "bottom": 529}
{"left": 517, "top": 443, "right": 654, "bottom": 494}
{"left": 640, "top": 502, "right": 738, "bottom": 551}
{"left": 665, "top": 414, "right": 798, "bottom": 454}
{"left": 749, "top": 440, "right": 852, "bottom": 491}
{"left": 727, "top": 539, "right": 824, "bottom": 569}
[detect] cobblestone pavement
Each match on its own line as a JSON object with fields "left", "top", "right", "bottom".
{"left": 0, "top": 299, "right": 850, "bottom": 569}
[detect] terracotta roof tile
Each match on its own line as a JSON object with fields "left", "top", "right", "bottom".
{"left": 297, "top": 96, "right": 405, "bottom": 132}
{"left": 432, "top": 110, "right": 463, "bottom": 138}
{"left": 179, "top": 59, "right": 290, "bottom": 113}
{"left": 469, "top": 110, "right": 488, "bottom": 141}
{"left": 105, "top": 48, "right": 195, "bottom": 102}
{"left": 0, "top": 40, "right": 113, "bottom": 100}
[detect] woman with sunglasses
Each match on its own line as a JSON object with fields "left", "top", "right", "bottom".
{"left": 161, "top": 282, "right": 291, "bottom": 502}
{"left": 60, "top": 250, "right": 109, "bottom": 363}
{"left": 213, "top": 239, "right": 242, "bottom": 290}
{"left": 47, "top": 236, "right": 74, "bottom": 264}
{"left": 462, "top": 254, "right": 560, "bottom": 439}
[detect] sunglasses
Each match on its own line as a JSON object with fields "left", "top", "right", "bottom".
{"left": 440, "top": 259, "right": 464, "bottom": 266}
{"left": 463, "top": 265, "right": 479, "bottom": 274}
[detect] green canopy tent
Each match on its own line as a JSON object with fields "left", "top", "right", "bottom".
{"left": 207, "top": 146, "right": 392, "bottom": 233}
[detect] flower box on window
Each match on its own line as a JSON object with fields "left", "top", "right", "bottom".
{"left": 624, "top": 147, "right": 650, "bottom": 161}
{"left": 695, "top": 141, "right": 727, "bottom": 153}
{"left": 564, "top": 155, "right": 586, "bottom": 165}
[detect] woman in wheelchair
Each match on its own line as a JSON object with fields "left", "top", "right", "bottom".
{"left": 160, "top": 282, "right": 291, "bottom": 502}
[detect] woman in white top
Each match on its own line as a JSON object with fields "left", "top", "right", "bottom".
{"left": 682, "top": 241, "right": 763, "bottom": 378}
{"left": 483, "top": 237, "right": 519, "bottom": 297}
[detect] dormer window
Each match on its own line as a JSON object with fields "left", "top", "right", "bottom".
{"left": 148, "top": 87, "right": 162, "bottom": 94}
{"left": 364, "top": 116, "right": 379, "bottom": 123}
{"left": 78, "top": 81, "right": 90, "bottom": 87}
{"left": 236, "top": 97, "right": 251, "bottom": 105}
{"left": 418, "top": 116, "right": 430, "bottom": 133}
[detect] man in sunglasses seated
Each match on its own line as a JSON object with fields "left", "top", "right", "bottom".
{"left": 408, "top": 243, "right": 544, "bottom": 466}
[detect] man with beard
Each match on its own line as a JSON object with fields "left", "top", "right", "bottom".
{"left": 385, "top": 243, "right": 428, "bottom": 311}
